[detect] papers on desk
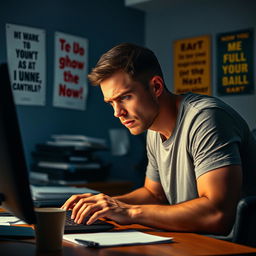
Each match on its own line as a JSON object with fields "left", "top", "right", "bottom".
{"left": 64, "top": 230, "right": 172, "bottom": 247}
{"left": 31, "top": 185, "right": 100, "bottom": 207}
{"left": 30, "top": 185, "right": 99, "bottom": 200}
{"left": 0, "top": 216, "right": 27, "bottom": 226}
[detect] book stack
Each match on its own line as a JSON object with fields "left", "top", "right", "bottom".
{"left": 30, "top": 134, "right": 109, "bottom": 185}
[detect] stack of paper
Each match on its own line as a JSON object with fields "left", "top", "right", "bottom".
{"left": 30, "top": 185, "right": 99, "bottom": 200}
{"left": 30, "top": 134, "right": 108, "bottom": 185}
{"left": 0, "top": 216, "right": 27, "bottom": 226}
{"left": 49, "top": 134, "right": 107, "bottom": 149}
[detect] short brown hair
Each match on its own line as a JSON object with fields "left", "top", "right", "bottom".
{"left": 88, "top": 43, "right": 164, "bottom": 86}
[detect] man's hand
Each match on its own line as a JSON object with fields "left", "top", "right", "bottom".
{"left": 61, "top": 193, "right": 138, "bottom": 225}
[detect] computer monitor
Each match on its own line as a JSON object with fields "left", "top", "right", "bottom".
{"left": 0, "top": 63, "right": 36, "bottom": 224}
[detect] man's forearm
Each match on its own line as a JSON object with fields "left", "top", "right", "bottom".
{"left": 127, "top": 196, "right": 234, "bottom": 235}
{"left": 113, "top": 186, "right": 164, "bottom": 205}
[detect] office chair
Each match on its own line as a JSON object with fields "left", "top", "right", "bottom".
{"left": 211, "top": 129, "right": 256, "bottom": 247}
{"left": 206, "top": 196, "right": 256, "bottom": 248}
{"left": 231, "top": 196, "right": 256, "bottom": 247}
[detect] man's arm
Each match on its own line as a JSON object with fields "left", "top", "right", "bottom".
{"left": 62, "top": 165, "right": 242, "bottom": 235}
{"left": 61, "top": 177, "right": 168, "bottom": 223}
{"left": 113, "top": 177, "right": 168, "bottom": 204}
{"left": 128, "top": 165, "right": 242, "bottom": 235}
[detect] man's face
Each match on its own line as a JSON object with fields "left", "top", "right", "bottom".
{"left": 100, "top": 71, "right": 159, "bottom": 135}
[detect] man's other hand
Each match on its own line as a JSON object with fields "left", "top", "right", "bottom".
{"left": 61, "top": 193, "right": 139, "bottom": 225}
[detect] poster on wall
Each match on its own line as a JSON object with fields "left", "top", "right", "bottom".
{"left": 6, "top": 23, "right": 46, "bottom": 105}
{"left": 217, "top": 29, "right": 254, "bottom": 96}
{"left": 53, "top": 32, "right": 88, "bottom": 110}
{"left": 173, "top": 35, "right": 211, "bottom": 95}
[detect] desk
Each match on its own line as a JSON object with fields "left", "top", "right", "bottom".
{"left": 1, "top": 222, "right": 256, "bottom": 256}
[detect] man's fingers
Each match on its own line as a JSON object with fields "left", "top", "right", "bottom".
{"left": 87, "top": 208, "right": 109, "bottom": 225}
{"left": 74, "top": 203, "right": 91, "bottom": 223}
{"left": 72, "top": 194, "right": 101, "bottom": 221}
{"left": 63, "top": 193, "right": 121, "bottom": 225}
{"left": 71, "top": 198, "right": 87, "bottom": 219}
{"left": 61, "top": 193, "right": 94, "bottom": 210}
{"left": 61, "top": 194, "right": 80, "bottom": 210}
{"left": 75, "top": 200, "right": 104, "bottom": 224}
{"left": 73, "top": 197, "right": 109, "bottom": 224}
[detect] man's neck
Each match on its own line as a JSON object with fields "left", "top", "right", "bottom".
{"left": 150, "top": 91, "right": 183, "bottom": 141}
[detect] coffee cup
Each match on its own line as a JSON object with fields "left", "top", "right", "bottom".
{"left": 34, "top": 207, "right": 66, "bottom": 252}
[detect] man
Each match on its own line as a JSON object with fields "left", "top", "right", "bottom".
{"left": 62, "top": 43, "right": 256, "bottom": 235}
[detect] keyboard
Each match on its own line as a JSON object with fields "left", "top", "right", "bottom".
{"left": 64, "top": 211, "right": 114, "bottom": 233}
{"left": 0, "top": 210, "right": 114, "bottom": 234}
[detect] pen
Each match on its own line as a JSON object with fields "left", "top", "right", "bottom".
{"left": 75, "top": 238, "right": 100, "bottom": 248}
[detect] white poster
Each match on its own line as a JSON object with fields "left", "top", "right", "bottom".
{"left": 53, "top": 32, "right": 88, "bottom": 110}
{"left": 6, "top": 23, "right": 46, "bottom": 106}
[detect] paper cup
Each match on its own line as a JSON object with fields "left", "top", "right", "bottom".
{"left": 34, "top": 207, "right": 66, "bottom": 252}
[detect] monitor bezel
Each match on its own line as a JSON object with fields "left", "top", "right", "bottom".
{"left": 0, "top": 63, "right": 36, "bottom": 224}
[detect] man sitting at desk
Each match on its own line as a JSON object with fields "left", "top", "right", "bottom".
{"left": 62, "top": 43, "right": 256, "bottom": 235}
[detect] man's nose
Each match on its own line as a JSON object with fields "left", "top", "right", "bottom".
{"left": 113, "top": 103, "right": 126, "bottom": 118}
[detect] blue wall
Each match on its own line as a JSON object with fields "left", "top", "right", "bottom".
{"left": 0, "top": 0, "right": 146, "bottom": 186}
{"left": 144, "top": 0, "right": 256, "bottom": 129}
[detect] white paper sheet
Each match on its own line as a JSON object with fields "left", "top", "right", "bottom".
{"left": 0, "top": 216, "right": 27, "bottom": 225}
{"left": 64, "top": 230, "right": 172, "bottom": 247}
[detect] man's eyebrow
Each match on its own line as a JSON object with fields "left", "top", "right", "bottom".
{"left": 104, "top": 89, "right": 133, "bottom": 103}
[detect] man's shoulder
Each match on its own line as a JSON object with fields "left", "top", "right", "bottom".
{"left": 182, "top": 93, "right": 245, "bottom": 125}
{"left": 182, "top": 93, "right": 228, "bottom": 112}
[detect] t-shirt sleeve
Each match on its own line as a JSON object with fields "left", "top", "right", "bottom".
{"left": 145, "top": 131, "right": 161, "bottom": 182}
{"left": 190, "top": 108, "right": 242, "bottom": 179}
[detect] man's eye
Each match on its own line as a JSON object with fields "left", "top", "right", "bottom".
{"left": 120, "top": 95, "right": 130, "bottom": 101}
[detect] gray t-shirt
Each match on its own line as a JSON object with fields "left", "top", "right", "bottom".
{"left": 146, "top": 93, "right": 256, "bottom": 205}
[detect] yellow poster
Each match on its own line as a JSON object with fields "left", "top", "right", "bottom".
{"left": 173, "top": 35, "right": 211, "bottom": 95}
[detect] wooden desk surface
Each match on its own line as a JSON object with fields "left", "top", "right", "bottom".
{"left": 1, "top": 222, "right": 256, "bottom": 256}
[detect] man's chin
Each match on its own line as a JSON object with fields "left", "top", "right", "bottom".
{"left": 127, "top": 127, "right": 145, "bottom": 136}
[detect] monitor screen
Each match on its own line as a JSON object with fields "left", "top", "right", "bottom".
{"left": 0, "top": 63, "right": 35, "bottom": 224}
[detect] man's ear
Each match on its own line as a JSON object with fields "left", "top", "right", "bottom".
{"left": 150, "top": 76, "right": 164, "bottom": 97}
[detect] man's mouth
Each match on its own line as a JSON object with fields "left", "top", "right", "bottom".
{"left": 122, "top": 120, "right": 135, "bottom": 128}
